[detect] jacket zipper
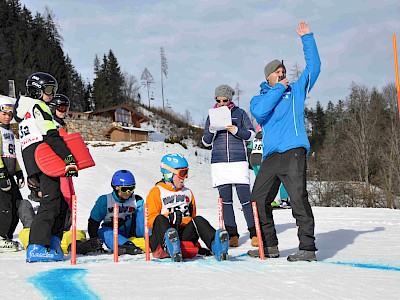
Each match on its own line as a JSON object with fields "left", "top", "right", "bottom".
{"left": 226, "top": 131, "right": 230, "bottom": 162}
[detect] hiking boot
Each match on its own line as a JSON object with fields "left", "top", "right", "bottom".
{"left": 247, "top": 246, "right": 279, "bottom": 258}
{"left": 287, "top": 250, "right": 316, "bottom": 262}
{"left": 229, "top": 236, "right": 239, "bottom": 247}
{"left": 211, "top": 229, "right": 229, "bottom": 261}
{"left": 118, "top": 244, "right": 144, "bottom": 256}
{"left": 251, "top": 236, "right": 259, "bottom": 247}
{"left": 0, "top": 237, "right": 20, "bottom": 253}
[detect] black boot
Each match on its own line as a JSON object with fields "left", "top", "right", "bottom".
{"left": 70, "top": 238, "right": 104, "bottom": 255}
{"left": 118, "top": 243, "right": 144, "bottom": 256}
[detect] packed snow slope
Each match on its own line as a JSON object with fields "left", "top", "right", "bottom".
{"left": 1, "top": 141, "right": 400, "bottom": 300}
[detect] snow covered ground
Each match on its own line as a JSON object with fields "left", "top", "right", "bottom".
{"left": 2, "top": 140, "right": 400, "bottom": 299}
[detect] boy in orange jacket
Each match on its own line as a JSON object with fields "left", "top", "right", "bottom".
{"left": 146, "top": 153, "right": 229, "bottom": 262}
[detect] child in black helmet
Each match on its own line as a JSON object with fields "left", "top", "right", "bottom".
{"left": 14, "top": 72, "right": 78, "bottom": 262}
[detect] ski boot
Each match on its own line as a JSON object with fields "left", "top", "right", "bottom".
{"left": 118, "top": 242, "right": 144, "bottom": 256}
{"left": 72, "top": 237, "right": 104, "bottom": 255}
{"left": 0, "top": 237, "right": 21, "bottom": 253}
{"left": 211, "top": 229, "right": 229, "bottom": 261}
{"left": 26, "top": 244, "right": 64, "bottom": 263}
{"left": 163, "top": 228, "right": 182, "bottom": 262}
{"left": 50, "top": 235, "right": 63, "bottom": 254}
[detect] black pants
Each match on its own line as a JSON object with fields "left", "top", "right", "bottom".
{"left": 0, "top": 179, "right": 22, "bottom": 239}
{"left": 29, "top": 173, "right": 68, "bottom": 246}
{"left": 150, "top": 215, "right": 216, "bottom": 252}
{"left": 251, "top": 148, "right": 317, "bottom": 251}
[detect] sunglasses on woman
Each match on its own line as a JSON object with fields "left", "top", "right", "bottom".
{"left": 216, "top": 99, "right": 230, "bottom": 103}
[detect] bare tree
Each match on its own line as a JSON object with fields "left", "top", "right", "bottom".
{"left": 379, "top": 83, "right": 400, "bottom": 208}
{"left": 184, "top": 109, "right": 192, "bottom": 125}
{"left": 342, "top": 83, "right": 378, "bottom": 206}
{"left": 141, "top": 68, "right": 154, "bottom": 107}
{"left": 160, "top": 47, "right": 168, "bottom": 109}
{"left": 289, "top": 62, "right": 303, "bottom": 82}
{"left": 234, "top": 83, "right": 245, "bottom": 107}
{"left": 122, "top": 72, "right": 140, "bottom": 105}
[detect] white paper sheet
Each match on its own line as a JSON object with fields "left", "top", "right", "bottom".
{"left": 208, "top": 106, "right": 232, "bottom": 131}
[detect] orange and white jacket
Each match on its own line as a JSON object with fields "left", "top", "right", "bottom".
{"left": 147, "top": 181, "right": 197, "bottom": 229}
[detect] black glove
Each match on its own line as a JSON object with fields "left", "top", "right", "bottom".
{"left": 0, "top": 169, "right": 11, "bottom": 192}
{"left": 27, "top": 176, "right": 40, "bottom": 191}
{"left": 168, "top": 210, "right": 183, "bottom": 228}
{"left": 64, "top": 154, "right": 78, "bottom": 177}
{"left": 14, "top": 170, "right": 25, "bottom": 189}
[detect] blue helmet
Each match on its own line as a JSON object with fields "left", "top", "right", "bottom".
{"left": 160, "top": 154, "right": 188, "bottom": 181}
{"left": 111, "top": 170, "right": 136, "bottom": 187}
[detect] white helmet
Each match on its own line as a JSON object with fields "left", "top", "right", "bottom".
{"left": 0, "top": 98, "right": 14, "bottom": 114}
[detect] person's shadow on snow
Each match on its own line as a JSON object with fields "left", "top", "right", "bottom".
{"left": 279, "top": 227, "right": 385, "bottom": 260}
{"left": 315, "top": 227, "right": 385, "bottom": 260}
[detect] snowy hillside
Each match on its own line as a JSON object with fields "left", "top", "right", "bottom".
{"left": 2, "top": 140, "right": 400, "bottom": 300}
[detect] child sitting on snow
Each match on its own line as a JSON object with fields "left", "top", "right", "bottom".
{"left": 87, "top": 170, "right": 144, "bottom": 255}
{"left": 146, "top": 153, "right": 229, "bottom": 262}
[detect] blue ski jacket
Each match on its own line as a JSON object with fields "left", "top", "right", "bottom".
{"left": 250, "top": 33, "right": 321, "bottom": 159}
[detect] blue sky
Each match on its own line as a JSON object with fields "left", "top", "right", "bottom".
{"left": 20, "top": 0, "right": 400, "bottom": 124}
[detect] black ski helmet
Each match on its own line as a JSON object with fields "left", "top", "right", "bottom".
{"left": 26, "top": 72, "right": 58, "bottom": 99}
{"left": 48, "top": 94, "right": 70, "bottom": 114}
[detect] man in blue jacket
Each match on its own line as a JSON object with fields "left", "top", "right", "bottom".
{"left": 249, "top": 21, "right": 320, "bottom": 262}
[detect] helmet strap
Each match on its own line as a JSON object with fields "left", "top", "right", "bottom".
{"left": 163, "top": 173, "right": 181, "bottom": 190}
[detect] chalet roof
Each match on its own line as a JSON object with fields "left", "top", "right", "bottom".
{"left": 107, "top": 125, "right": 154, "bottom": 133}
{"left": 91, "top": 104, "right": 149, "bottom": 123}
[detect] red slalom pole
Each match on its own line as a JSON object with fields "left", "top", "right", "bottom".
{"left": 70, "top": 195, "right": 77, "bottom": 265}
{"left": 218, "top": 198, "right": 224, "bottom": 229}
{"left": 252, "top": 202, "right": 265, "bottom": 260}
{"left": 393, "top": 34, "right": 400, "bottom": 119}
{"left": 113, "top": 203, "right": 119, "bottom": 263}
{"left": 144, "top": 202, "right": 150, "bottom": 261}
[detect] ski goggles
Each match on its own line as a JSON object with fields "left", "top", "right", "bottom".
{"left": 161, "top": 163, "right": 189, "bottom": 179}
{"left": 118, "top": 185, "right": 136, "bottom": 194}
{"left": 43, "top": 85, "right": 58, "bottom": 96}
{"left": 0, "top": 104, "right": 14, "bottom": 113}
{"left": 57, "top": 105, "right": 69, "bottom": 113}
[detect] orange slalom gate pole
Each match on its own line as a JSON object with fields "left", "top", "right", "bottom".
{"left": 252, "top": 202, "right": 265, "bottom": 260}
{"left": 144, "top": 203, "right": 150, "bottom": 261}
{"left": 393, "top": 34, "right": 400, "bottom": 119}
{"left": 70, "top": 195, "right": 77, "bottom": 265}
{"left": 218, "top": 198, "right": 224, "bottom": 229}
{"left": 113, "top": 203, "right": 119, "bottom": 263}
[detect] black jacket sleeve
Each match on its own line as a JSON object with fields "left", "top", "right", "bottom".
{"left": 88, "top": 217, "right": 100, "bottom": 238}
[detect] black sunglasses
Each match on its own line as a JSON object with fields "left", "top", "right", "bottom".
{"left": 216, "top": 99, "right": 230, "bottom": 103}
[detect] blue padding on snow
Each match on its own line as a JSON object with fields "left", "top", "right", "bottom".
{"left": 29, "top": 268, "right": 99, "bottom": 299}
{"left": 328, "top": 261, "right": 400, "bottom": 272}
